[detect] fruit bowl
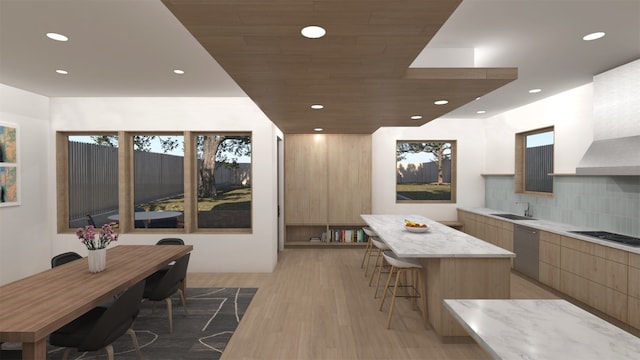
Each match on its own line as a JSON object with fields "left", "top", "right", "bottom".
{"left": 405, "top": 224, "right": 429, "bottom": 233}
{"left": 404, "top": 220, "right": 430, "bottom": 233}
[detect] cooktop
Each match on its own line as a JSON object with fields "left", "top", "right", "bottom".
{"left": 569, "top": 231, "right": 640, "bottom": 247}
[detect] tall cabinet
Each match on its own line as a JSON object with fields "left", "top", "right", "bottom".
{"left": 285, "top": 134, "right": 371, "bottom": 247}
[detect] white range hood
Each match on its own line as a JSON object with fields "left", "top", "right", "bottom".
{"left": 576, "top": 135, "right": 640, "bottom": 176}
{"left": 575, "top": 59, "right": 640, "bottom": 176}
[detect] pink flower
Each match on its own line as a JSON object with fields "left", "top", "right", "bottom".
{"left": 76, "top": 222, "right": 118, "bottom": 250}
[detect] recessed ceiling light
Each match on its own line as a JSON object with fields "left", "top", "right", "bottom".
{"left": 313, "top": 127, "right": 324, "bottom": 132}
{"left": 46, "top": 32, "right": 68, "bottom": 42}
{"left": 55, "top": 69, "right": 68, "bottom": 75}
{"left": 173, "top": 69, "right": 185, "bottom": 75}
{"left": 475, "top": 97, "right": 481, "bottom": 101}
{"left": 476, "top": 110, "right": 486, "bottom": 114}
{"left": 583, "top": 32, "right": 605, "bottom": 41}
{"left": 311, "top": 104, "right": 324, "bottom": 109}
{"left": 301, "top": 26, "right": 326, "bottom": 39}
{"left": 529, "top": 88, "right": 542, "bottom": 94}
{"left": 434, "top": 100, "right": 448, "bottom": 105}
{"left": 410, "top": 115, "right": 422, "bottom": 120}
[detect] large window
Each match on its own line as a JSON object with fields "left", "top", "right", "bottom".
{"left": 57, "top": 131, "right": 252, "bottom": 233}
{"left": 396, "top": 140, "right": 457, "bottom": 203}
{"left": 516, "top": 127, "right": 554, "bottom": 194}
{"left": 194, "top": 133, "right": 251, "bottom": 229}
{"left": 132, "top": 133, "right": 185, "bottom": 229}
{"left": 65, "top": 134, "right": 119, "bottom": 229}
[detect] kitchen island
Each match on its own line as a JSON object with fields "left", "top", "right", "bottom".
{"left": 444, "top": 299, "right": 640, "bottom": 360}
{"left": 361, "top": 214, "right": 515, "bottom": 339}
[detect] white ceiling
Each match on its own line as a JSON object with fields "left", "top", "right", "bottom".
{"left": 1, "top": 0, "right": 638, "bottom": 121}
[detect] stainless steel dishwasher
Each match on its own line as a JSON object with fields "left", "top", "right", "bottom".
{"left": 513, "top": 224, "right": 539, "bottom": 280}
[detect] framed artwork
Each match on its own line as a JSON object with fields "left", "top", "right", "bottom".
{"left": 0, "top": 121, "right": 19, "bottom": 207}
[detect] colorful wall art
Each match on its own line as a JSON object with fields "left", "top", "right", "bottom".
{"left": 0, "top": 122, "right": 19, "bottom": 207}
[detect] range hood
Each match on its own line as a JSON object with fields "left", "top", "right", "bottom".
{"left": 576, "top": 135, "right": 640, "bottom": 176}
{"left": 575, "top": 59, "right": 640, "bottom": 176}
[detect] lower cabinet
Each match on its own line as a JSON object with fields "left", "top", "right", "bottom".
{"left": 559, "top": 236, "right": 628, "bottom": 322}
{"left": 629, "top": 253, "right": 640, "bottom": 329}
{"left": 458, "top": 210, "right": 638, "bottom": 330}
{"left": 538, "top": 231, "right": 561, "bottom": 289}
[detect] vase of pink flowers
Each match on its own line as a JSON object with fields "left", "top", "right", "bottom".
{"left": 76, "top": 222, "right": 119, "bottom": 273}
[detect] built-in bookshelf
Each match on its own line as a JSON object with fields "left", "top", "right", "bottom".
{"left": 284, "top": 134, "right": 371, "bottom": 248}
{"left": 285, "top": 225, "right": 367, "bottom": 247}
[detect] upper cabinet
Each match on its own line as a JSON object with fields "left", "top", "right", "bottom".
{"left": 327, "top": 134, "right": 372, "bottom": 224}
{"left": 284, "top": 134, "right": 329, "bottom": 225}
{"left": 284, "top": 134, "right": 372, "bottom": 244}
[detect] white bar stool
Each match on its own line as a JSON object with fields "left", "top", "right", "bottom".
{"left": 369, "top": 238, "right": 391, "bottom": 299}
{"left": 361, "top": 227, "right": 379, "bottom": 277}
{"left": 378, "top": 251, "right": 425, "bottom": 329}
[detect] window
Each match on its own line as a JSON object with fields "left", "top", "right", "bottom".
{"left": 132, "top": 133, "right": 184, "bottom": 229}
{"left": 194, "top": 133, "right": 252, "bottom": 229}
{"left": 62, "top": 133, "right": 119, "bottom": 229}
{"left": 57, "top": 131, "right": 252, "bottom": 233}
{"left": 396, "top": 140, "right": 457, "bottom": 203}
{"left": 515, "top": 127, "right": 554, "bottom": 194}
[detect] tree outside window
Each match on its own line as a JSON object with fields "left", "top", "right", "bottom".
{"left": 396, "top": 140, "right": 457, "bottom": 203}
{"left": 58, "top": 131, "right": 252, "bottom": 233}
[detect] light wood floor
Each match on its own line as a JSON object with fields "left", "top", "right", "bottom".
{"left": 188, "top": 248, "right": 559, "bottom": 360}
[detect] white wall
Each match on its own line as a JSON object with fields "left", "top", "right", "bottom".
{"left": 49, "top": 97, "right": 280, "bottom": 274}
{"left": 370, "top": 83, "right": 595, "bottom": 221}
{"left": 371, "top": 118, "right": 487, "bottom": 221}
{"left": 484, "top": 84, "right": 594, "bottom": 174}
{"left": 0, "top": 84, "right": 51, "bottom": 285}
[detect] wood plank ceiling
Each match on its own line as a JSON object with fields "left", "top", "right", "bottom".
{"left": 162, "top": 0, "right": 517, "bottom": 134}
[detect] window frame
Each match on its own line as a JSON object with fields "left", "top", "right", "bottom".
{"left": 515, "top": 126, "right": 554, "bottom": 196}
{"left": 56, "top": 131, "right": 253, "bottom": 234}
{"left": 395, "top": 140, "right": 457, "bottom": 204}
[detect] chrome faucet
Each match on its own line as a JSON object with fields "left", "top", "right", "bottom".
{"left": 517, "top": 202, "right": 531, "bottom": 217}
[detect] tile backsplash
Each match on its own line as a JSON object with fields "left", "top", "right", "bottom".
{"left": 485, "top": 175, "right": 640, "bottom": 237}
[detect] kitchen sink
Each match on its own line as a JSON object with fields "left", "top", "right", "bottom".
{"left": 491, "top": 213, "right": 537, "bottom": 221}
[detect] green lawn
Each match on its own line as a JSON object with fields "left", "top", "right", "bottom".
{"left": 140, "top": 186, "right": 251, "bottom": 211}
{"left": 397, "top": 183, "right": 451, "bottom": 200}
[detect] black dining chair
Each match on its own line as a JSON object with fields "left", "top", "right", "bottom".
{"left": 156, "top": 238, "right": 184, "bottom": 246}
{"left": 49, "top": 280, "right": 146, "bottom": 360}
{"left": 51, "top": 252, "right": 82, "bottom": 268}
{"left": 0, "top": 343, "right": 22, "bottom": 359}
{"left": 153, "top": 238, "right": 187, "bottom": 300}
{"left": 143, "top": 253, "right": 190, "bottom": 333}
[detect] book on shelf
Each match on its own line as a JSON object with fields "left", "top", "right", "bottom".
{"left": 327, "top": 227, "right": 365, "bottom": 243}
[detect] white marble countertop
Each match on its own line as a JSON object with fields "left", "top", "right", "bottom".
{"left": 361, "top": 214, "right": 514, "bottom": 258}
{"left": 444, "top": 299, "right": 640, "bottom": 360}
{"left": 458, "top": 207, "right": 640, "bottom": 255}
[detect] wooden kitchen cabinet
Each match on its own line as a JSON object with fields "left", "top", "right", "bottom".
{"left": 457, "top": 209, "right": 639, "bottom": 330}
{"left": 284, "top": 134, "right": 371, "bottom": 247}
{"left": 457, "top": 210, "right": 512, "bottom": 254}
{"left": 539, "top": 231, "right": 561, "bottom": 289}
{"left": 560, "top": 236, "right": 628, "bottom": 323}
{"left": 628, "top": 253, "right": 640, "bottom": 329}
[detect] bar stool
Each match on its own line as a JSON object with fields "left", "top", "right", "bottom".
{"left": 369, "top": 238, "right": 391, "bottom": 299}
{"left": 361, "top": 227, "right": 379, "bottom": 277}
{"left": 379, "top": 251, "right": 424, "bottom": 329}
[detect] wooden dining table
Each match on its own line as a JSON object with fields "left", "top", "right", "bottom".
{"left": 0, "top": 244, "right": 193, "bottom": 360}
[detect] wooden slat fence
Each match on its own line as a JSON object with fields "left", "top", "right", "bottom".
{"left": 397, "top": 159, "right": 451, "bottom": 183}
{"left": 68, "top": 141, "right": 250, "bottom": 223}
{"left": 525, "top": 144, "right": 553, "bottom": 192}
